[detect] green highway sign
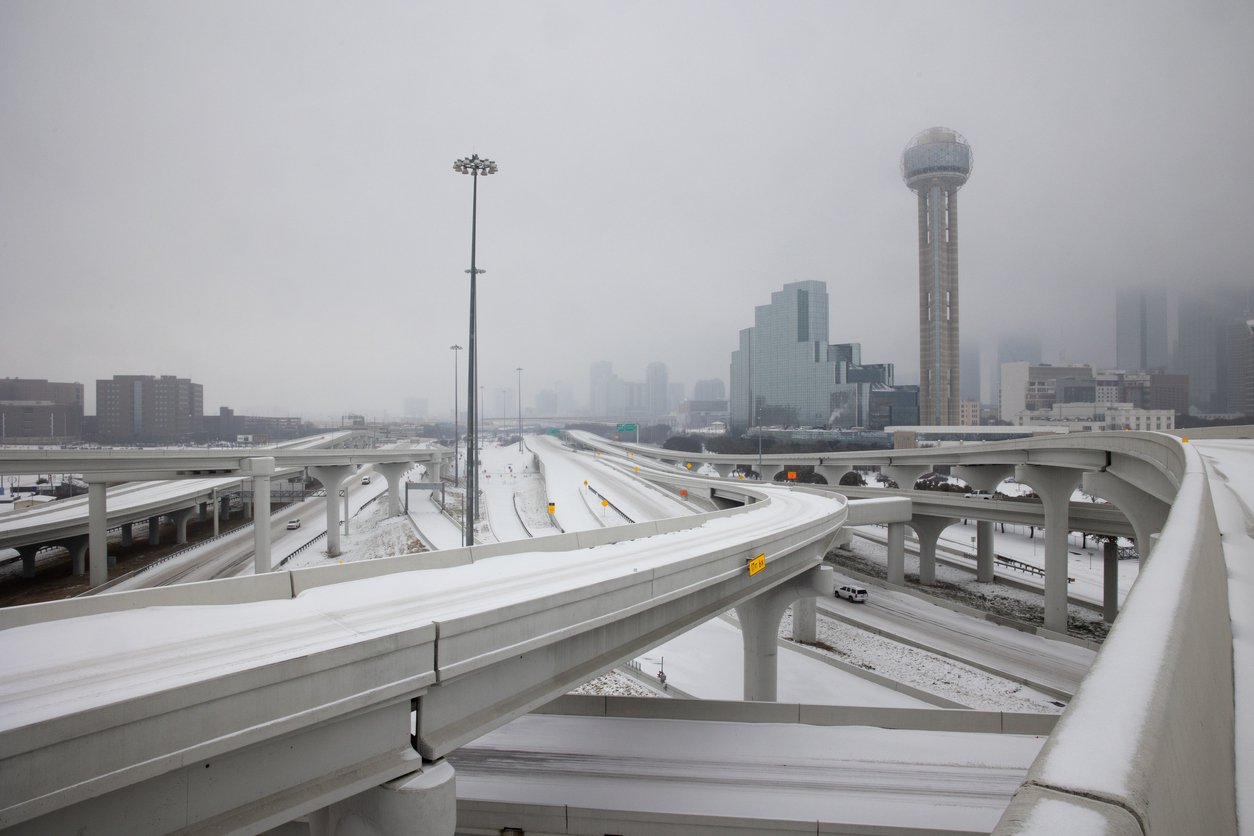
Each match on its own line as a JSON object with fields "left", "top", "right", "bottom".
{"left": 616, "top": 423, "right": 637, "bottom": 432}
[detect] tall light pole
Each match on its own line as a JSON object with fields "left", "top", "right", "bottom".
{"left": 454, "top": 153, "right": 497, "bottom": 546}
{"left": 516, "top": 367, "right": 524, "bottom": 452}
{"left": 450, "top": 344, "right": 462, "bottom": 487}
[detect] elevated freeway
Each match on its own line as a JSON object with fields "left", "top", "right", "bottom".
{"left": 0, "top": 430, "right": 1249, "bottom": 834}
{"left": 0, "top": 472, "right": 844, "bottom": 834}
{"left": 0, "top": 439, "right": 448, "bottom": 586}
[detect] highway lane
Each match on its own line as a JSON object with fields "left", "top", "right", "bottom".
{"left": 818, "top": 571, "right": 1095, "bottom": 697}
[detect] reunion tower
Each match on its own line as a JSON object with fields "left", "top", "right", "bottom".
{"left": 902, "top": 127, "right": 973, "bottom": 426}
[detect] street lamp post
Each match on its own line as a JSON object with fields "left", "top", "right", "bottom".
{"left": 516, "top": 367, "right": 524, "bottom": 452}
{"left": 450, "top": 344, "right": 462, "bottom": 487}
{"left": 454, "top": 153, "right": 497, "bottom": 547}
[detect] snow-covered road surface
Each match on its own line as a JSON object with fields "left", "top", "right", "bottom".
{"left": 453, "top": 713, "right": 1045, "bottom": 834}
{"left": 818, "top": 571, "right": 1094, "bottom": 697}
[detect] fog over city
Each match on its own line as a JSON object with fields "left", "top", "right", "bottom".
{"left": 2, "top": 1, "right": 1251, "bottom": 419}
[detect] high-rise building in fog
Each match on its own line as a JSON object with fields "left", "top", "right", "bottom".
{"left": 645, "top": 362, "right": 669, "bottom": 418}
{"left": 693, "top": 378, "right": 725, "bottom": 401}
{"left": 1115, "top": 287, "right": 1169, "bottom": 371}
{"left": 729, "top": 281, "right": 907, "bottom": 432}
{"left": 902, "top": 127, "right": 973, "bottom": 425}
{"left": 1174, "top": 286, "right": 1254, "bottom": 414}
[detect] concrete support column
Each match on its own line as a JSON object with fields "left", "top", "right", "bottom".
{"left": 197, "top": 501, "right": 208, "bottom": 522}
{"left": 212, "top": 490, "right": 220, "bottom": 536}
{"left": 18, "top": 545, "right": 38, "bottom": 579}
{"left": 310, "top": 759, "right": 456, "bottom": 836}
{"left": 424, "top": 457, "right": 444, "bottom": 482}
{"left": 243, "top": 458, "right": 275, "bottom": 574}
{"left": 120, "top": 522, "right": 133, "bottom": 547}
{"left": 735, "top": 564, "right": 832, "bottom": 702}
{"left": 906, "top": 515, "right": 956, "bottom": 586}
{"left": 147, "top": 516, "right": 161, "bottom": 545}
{"left": 1016, "top": 464, "right": 1085, "bottom": 635}
{"left": 791, "top": 597, "right": 818, "bottom": 644}
{"left": 87, "top": 480, "right": 109, "bottom": 588}
{"left": 884, "top": 464, "right": 929, "bottom": 490}
{"left": 374, "top": 462, "right": 411, "bottom": 517}
{"left": 976, "top": 519, "right": 995, "bottom": 583}
{"left": 1081, "top": 471, "right": 1171, "bottom": 562}
{"left": 712, "top": 463, "right": 733, "bottom": 479}
{"left": 69, "top": 536, "right": 89, "bottom": 577}
{"left": 309, "top": 464, "right": 354, "bottom": 558}
{"left": 953, "top": 464, "right": 1014, "bottom": 495}
{"left": 816, "top": 464, "right": 853, "bottom": 487}
{"left": 886, "top": 522, "right": 906, "bottom": 585}
{"left": 1103, "top": 538, "right": 1119, "bottom": 623}
{"left": 171, "top": 507, "right": 196, "bottom": 545}
{"left": 219, "top": 494, "right": 231, "bottom": 521}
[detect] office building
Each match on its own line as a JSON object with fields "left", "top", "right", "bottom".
{"left": 729, "top": 281, "right": 911, "bottom": 432}
{"left": 1174, "top": 286, "right": 1254, "bottom": 414}
{"left": 902, "top": 127, "right": 973, "bottom": 425}
{"left": 0, "top": 378, "right": 85, "bottom": 444}
{"left": 999, "top": 363, "right": 1093, "bottom": 422}
{"left": 693, "top": 378, "right": 725, "bottom": 401}
{"left": 95, "top": 375, "right": 203, "bottom": 444}
{"left": 645, "top": 362, "right": 669, "bottom": 419}
{"left": 1115, "top": 287, "right": 1169, "bottom": 371}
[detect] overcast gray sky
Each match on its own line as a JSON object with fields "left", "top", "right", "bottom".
{"left": 3, "top": 1, "right": 1252, "bottom": 420}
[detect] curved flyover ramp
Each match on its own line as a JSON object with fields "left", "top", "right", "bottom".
{"left": 0, "top": 477, "right": 845, "bottom": 834}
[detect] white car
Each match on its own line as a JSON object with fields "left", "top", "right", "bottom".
{"left": 286, "top": 519, "right": 301, "bottom": 530}
{"left": 836, "top": 585, "right": 868, "bottom": 603}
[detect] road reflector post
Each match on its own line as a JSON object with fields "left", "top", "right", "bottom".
{"left": 547, "top": 502, "right": 555, "bottom": 514}
{"left": 601, "top": 499, "right": 608, "bottom": 508}
{"left": 748, "top": 553, "right": 766, "bottom": 576}
{"left": 679, "top": 489, "right": 688, "bottom": 498}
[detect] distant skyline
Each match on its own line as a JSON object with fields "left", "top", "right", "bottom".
{"left": 3, "top": 2, "right": 1252, "bottom": 417}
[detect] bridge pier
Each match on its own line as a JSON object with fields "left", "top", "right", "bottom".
{"left": 906, "top": 515, "right": 956, "bottom": 586}
{"left": 147, "top": 516, "right": 161, "bottom": 545}
{"left": 309, "top": 465, "right": 355, "bottom": 557}
{"left": 87, "top": 480, "right": 110, "bottom": 588}
{"left": 1081, "top": 470, "right": 1170, "bottom": 562}
{"left": 953, "top": 464, "right": 1013, "bottom": 495}
{"left": 791, "top": 597, "right": 818, "bottom": 644}
{"left": 171, "top": 507, "right": 196, "bottom": 545}
{"left": 977, "top": 520, "right": 995, "bottom": 582}
{"left": 423, "top": 457, "right": 444, "bottom": 483}
{"left": 735, "top": 564, "right": 832, "bottom": 701}
{"left": 244, "top": 458, "right": 275, "bottom": 573}
{"left": 886, "top": 521, "right": 906, "bottom": 585}
{"left": 309, "top": 759, "right": 456, "bottom": 836}
{"left": 1015, "top": 464, "right": 1084, "bottom": 635}
{"left": 69, "top": 535, "right": 88, "bottom": 577}
{"left": 120, "top": 522, "right": 133, "bottom": 548}
{"left": 373, "top": 463, "right": 410, "bottom": 517}
{"left": 712, "top": 463, "right": 734, "bottom": 479}
{"left": 815, "top": 464, "right": 853, "bottom": 486}
{"left": 197, "top": 501, "right": 208, "bottom": 522}
{"left": 883, "top": 464, "right": 929, "bottom": 490}
{"left": 1103, "top": 538, "right": 1119, "bottom": 623}
{"left": 18, "top": 545, "right": 38, "bottom": 579}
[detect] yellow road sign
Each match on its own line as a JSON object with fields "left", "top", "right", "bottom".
{"left": 748, "top": 553, "right": 766, "bottom": 576}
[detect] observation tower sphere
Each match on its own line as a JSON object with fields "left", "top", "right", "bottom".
{"left": 901, "top": 127, "right": 973, "bottom": 192}
{"left": 902, "top": 127, "right": 972, "bottom": 427}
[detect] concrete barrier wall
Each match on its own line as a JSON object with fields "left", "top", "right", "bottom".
{"left": 993, "top": 443, "right": 1236, "bottom": 834}
{"left": 534, "top": 694, "right": 1058, "bottom": 735}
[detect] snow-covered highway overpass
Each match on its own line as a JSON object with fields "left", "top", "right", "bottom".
{"left": 0, "top": 474, "right": 845, "bottom": 834}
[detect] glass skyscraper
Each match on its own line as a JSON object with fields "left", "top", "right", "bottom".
{"left": 730, "top": 281, "right": 903, "bottom": 433}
